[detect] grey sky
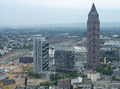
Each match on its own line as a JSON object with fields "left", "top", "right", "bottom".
{"left": 0, "top": 0, "right": 120, "bottom": 26}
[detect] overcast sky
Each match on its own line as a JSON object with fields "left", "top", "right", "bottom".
{"left": 0, "top": 0, "right": 120, "bottom": 26}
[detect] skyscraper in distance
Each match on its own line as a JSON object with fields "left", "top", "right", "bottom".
{"left": 86, "top": 3, "right": 101, "bottom": 70}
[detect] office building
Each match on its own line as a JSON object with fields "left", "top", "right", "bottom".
{"left": 86, "top": 3, "right": 101, "bottom": 70}
{"left": 54, "top": 45, "right": 75, "bottom": 73}
{"left": 33, "top": 36, "right": 49, "bottom": 73}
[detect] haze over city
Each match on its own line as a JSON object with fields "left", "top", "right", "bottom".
{"left": 1, "top": 0, "right": 120, "bottom": 26}
{"left": 1, "top": 0, "right": 120, "bottom": 89}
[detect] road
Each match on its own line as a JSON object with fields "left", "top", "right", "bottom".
{"left": 0, "top": 49, "right": 30, "bottom": 64}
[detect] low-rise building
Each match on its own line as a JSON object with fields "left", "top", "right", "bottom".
{"left": 49, "top": 86, "right": 63, "bottom": 89}
{"left": 19, "top": 56, "right": 33, "bottom": 63}
{"left": 87, "top": 72, "right": 100, "bottom": 82}
{"left": 58, "top": 78, "right": 71, "bottom": 89}
{"left": 113, "top": 68, "right": 120, "bottom": 78}
{"left": 94, "top": 80, "right": 120, "bottom": 89}
{"left": 0, "top": 72, "right": 6, "bottom": 80}
{"left": 71, "top": 77, "right": 82, "bottom": 88}
{"left": 0, "top": 79, "right": 16, "bottom": 89}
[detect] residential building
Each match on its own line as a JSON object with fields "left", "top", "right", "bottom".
{"left": 87, "top": 72, "right": 100, "bottom": 82}
{"left": 0, "top": 79, "right": 16, "bottom": 89}
{"left": 57, "top": 78, "right": 71, "bottom": 89}
{"left": 71, "top": 77, "right": 83, "bottom": 88}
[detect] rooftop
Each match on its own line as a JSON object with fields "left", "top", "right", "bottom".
{"left": 89, "top": 3, "right": 98, "bottom": 14}
{"left": 1, "top": 79, "right": 16, "bottom": 86}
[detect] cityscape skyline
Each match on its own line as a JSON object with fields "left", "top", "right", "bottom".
{"left": 0, "top": 2, "right": 120, "bottom": 89}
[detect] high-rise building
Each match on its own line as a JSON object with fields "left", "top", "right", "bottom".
{"left": 86, "top": 3, "right": 101, "bottom": 70}
{"left": 33, "top": 36, "right": 49, "bottom": 73}
{"left": 54, "top": 45, "right": 75, "bottom": 73}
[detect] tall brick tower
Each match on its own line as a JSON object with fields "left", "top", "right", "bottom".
{"left": 86, "top": 3, "right": 101, "bottom": 70}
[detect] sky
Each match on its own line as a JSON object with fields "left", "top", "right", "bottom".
{"left": 0, "top": 0, "right": 120, "bottom": 26}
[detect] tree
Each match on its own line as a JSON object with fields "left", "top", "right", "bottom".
{"left": 40, "top": 82, "right": 54, "bottom": 87}
{"left": 50, "top": 74, "right": 61, "bottom": 81}
{"left": 28, "top": 72, "right": 41, "bottom": 78}
{"left": 70, "top": 85, "right": 73, "bottom": 89}
{"left": 112, "top": 75, "right": 119, "bottom": 81}
{"left": 91, "top": 84, "right": 94, "bottom": 89}
{"left": 78, "top": 86, "right": 83, "bottom": 89}
{"left": 69, "top": 72, "right": 78, "bottom": 78}
{"left": 96, "top": 64, "right": 113, "bottom": 75}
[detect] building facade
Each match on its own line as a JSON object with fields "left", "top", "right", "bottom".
{"left": 33, "top": 36, "right": 49, "bottom": 73}
{"left": 86, "top": 3, "right": 101, "bottom": 70}
{"left": 87, "top": 72, "right": 100, "bottom": 82}
{"left": 54, "top": 45, "right": 75, "bottom": 73}
{"left": 57, "top": 78, "right": 71, "bottom": 89}
{"left": 19, "top": 56, "right": 33, "bottom": 63}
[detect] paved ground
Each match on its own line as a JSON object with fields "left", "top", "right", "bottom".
{"left": 0, "top": 49, "right": 30, "bottom": 64}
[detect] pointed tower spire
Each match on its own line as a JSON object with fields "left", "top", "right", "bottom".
{"left": 86, "top": 3, "right": 100, "bottom": 71}
{"left": 90, "top": 3, "right": 97, "bottom": 12}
